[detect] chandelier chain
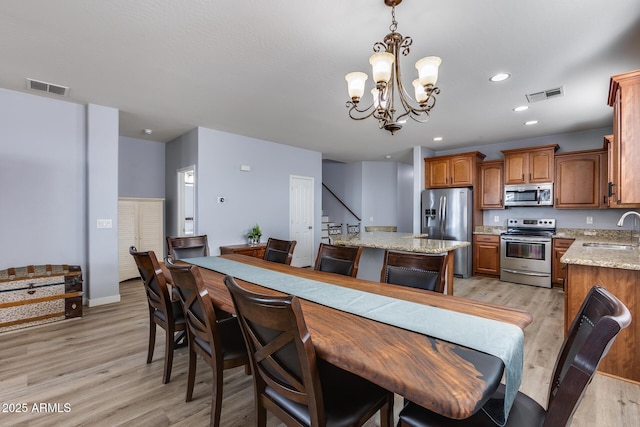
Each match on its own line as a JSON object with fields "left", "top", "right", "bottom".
{"left": 389, "top": 6, "right": 398, "bottom": 32}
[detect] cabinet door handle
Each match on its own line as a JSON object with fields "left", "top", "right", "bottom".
{"left": 608, "top": 182, "right": 615, "bottom": 197}
{"left": 521, "top": 174, "right": 524, "bottom": 181}
{"left": 529, "top": 173, "right": 532, "bottom": 181}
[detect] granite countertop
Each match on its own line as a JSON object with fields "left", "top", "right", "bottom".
{"left": 473, "top": 226, "right": 506, "bottom": 235}
{"left": 332, "top": 231, "right": 469, "bottom": 254}
{"left": 555, "top": 229, "right": 640, "bottom": 271}
{"left": 472, "top": 226, "right": 640, "bottom": 270}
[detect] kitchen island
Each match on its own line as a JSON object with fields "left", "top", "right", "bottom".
{"left": 332, "top": 231, "right": 470, "bottom": 295}
{"left": 561, "top": 236, "right": 640, "bottom": 383}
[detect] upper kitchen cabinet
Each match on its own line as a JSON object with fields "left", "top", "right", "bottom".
{"left": 424, "top": 151, "right": 486, "bottom": 188}
{"left": 554, "top": 149, "right": 607, "bottom": 209}
{"left": 607, "top": 69, "right": 640, "bottom": 208}
{"left": 478, "top": 160, "right": 504, "bottom": 209}
{"left": 501, "top": 144, "right": 558, "bottom": 185}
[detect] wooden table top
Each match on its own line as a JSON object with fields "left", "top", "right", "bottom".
{"left": 192, "top": 254, "right": 533, "bottom": 419}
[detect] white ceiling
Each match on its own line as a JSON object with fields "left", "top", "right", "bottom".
{"left": 1, "top": 0, "right": 639, "bottom": 163}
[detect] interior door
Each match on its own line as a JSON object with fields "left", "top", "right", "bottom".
{"left": 290, "top": 175, "right": 314, "bottom": 267}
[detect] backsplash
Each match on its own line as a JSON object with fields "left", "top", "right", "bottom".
{"left": 482, "top": 206, "right": 640, "bottom": 230}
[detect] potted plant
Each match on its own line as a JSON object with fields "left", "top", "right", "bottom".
{"left": 246, "top": 224, "right": 262, "bottom": 246}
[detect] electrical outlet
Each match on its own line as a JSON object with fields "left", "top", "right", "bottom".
{"left": 586, "top": 216, "right": 593, "bottom": 224}
{"left": 494, "top": 215, "right": 500, "bottom": 223}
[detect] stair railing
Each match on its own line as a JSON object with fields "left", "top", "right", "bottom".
{"left": 322, "top": 183, "right": 362, "bottom": 222}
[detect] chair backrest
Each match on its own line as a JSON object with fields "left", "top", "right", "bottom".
{"left": 129, "top": 246, "right": 175, "bottom": 319}
{"left": 380, "top": 250, "right": 446, "bottom": 293}
{"left": 314, "top": 243, "right": 363, "bottom": 277}
{"left": 263, "top": 238, "right": 297, "bottom": 265}
{"left": 166, "top": 263, "right": 223, "bottom": 362}
{"left": 224, "top": 275, "right": 327, "bottom": 425}
{"left": 346, "top": 223, "right": 360, "bottom": 235}
{"left": 542, "top": 286, "right": 631, "bottom": 427}
{"left": 166, "top": 235, "right": 210, "bottom": 260}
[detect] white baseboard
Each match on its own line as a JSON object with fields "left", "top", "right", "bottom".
{"left": 87, "top": 294, "right": 121, "bottom": 307}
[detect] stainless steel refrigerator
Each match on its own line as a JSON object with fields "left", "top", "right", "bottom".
{"left": 421, "top": 187, "right": 473, "bottom": 278}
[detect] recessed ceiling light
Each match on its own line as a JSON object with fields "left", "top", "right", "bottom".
{"left": 143, "top": 129, "right": 153, "bottom": 135}
{"left": 489, "top": 72, "right": 511, "bottom": 82}
{"left": 385, "top": 155, "right": 392, "bottom": 159}
{"left": 524, "top": 120, "right": 538, "bottom": 126}
{"left": 513, "top": 106, "right": 529, "bottom": 112}
{"left": 433, "top": 137, "right": 443, "bottom": 142}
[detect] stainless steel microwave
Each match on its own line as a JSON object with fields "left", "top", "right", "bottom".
{"left": 504, "top": 183, "right": 553, "bottom": 207}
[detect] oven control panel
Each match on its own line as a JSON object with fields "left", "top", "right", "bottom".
{"left": 507, "top": 218, "right": 556, "bottom": 228}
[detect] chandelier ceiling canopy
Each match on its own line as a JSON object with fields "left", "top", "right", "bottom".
{"left": 345, "top": 0, "right": 442, "bottom": 135}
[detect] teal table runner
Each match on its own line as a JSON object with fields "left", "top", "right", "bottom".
{"left": 186, "top": 256, "right": 523, "bottom": 425}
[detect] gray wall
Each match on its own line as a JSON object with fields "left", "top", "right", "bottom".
{"left": 164, "top": 127, "right": 323, "bottom": 256}
{"left": 0, "top": 88, "right": 86, "bottom": 269}
{"left": 118, "top": 136, "right": 166, "bottom": 198}
{"left": 322, "top": 161, "right": 363, "bottom": 227}
{"left": 322, "top": 160, "right": 413, "bottom": 232}
{"left": 86, "top": 104, "right": 119, "bottom": 303}
{"left": 165, "top": 128, "right": 198, "bottom": 240}
{"left": 0, "top": 88, "right": 120, "bottom": 305}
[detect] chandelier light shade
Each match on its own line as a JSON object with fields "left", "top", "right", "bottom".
{"left": 345, "top": 0, "right": 441, "bottom": 135}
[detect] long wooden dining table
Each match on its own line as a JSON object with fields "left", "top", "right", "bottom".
{"left": 188, "top": 254, "right": 533, "bottom": 420}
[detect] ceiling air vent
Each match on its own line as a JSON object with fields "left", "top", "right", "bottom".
{"left": 26, "top": 78, "right": 69, "bottom": 96}
{"left": 525, "top": 86, "right": 564, "bottom": 103}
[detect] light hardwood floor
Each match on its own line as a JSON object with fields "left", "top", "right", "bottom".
{"left": 1, "top": 276, "right": 639, "bottom": 426}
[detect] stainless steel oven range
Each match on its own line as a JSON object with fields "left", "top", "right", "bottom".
{"left": 500, "top": 218, "right": 556, "bottom": 288}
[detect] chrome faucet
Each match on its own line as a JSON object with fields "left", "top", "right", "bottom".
{"left": 616, "top": 211, "right": 640, "bottom": 244}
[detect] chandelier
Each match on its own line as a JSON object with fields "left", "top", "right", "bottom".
{"left": 345, "top": 0, "right": 441, "bottom": 135}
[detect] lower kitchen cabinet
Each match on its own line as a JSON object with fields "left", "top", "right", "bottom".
{"left": 565, "top": 263, "right": 639, "bottom": 382}
{"left": 552, "top": 238, "right": 574, "bottom": 288}
{"left": 473, "top": 234, "right": 500, "bottom": 277}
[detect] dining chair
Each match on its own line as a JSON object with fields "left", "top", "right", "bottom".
{"left": 166, "top": 235, "right": 210, "bottom": 259}
{"left": 166, "top": 262, "right": 249, "bottom": 427}
{"left": 129, "top": 246, "right": 186, "bottom": 384}
{"left": 398, "top": 285, "right": 631, "bottom": 427}
{"left": 313, "top": 242, "right": 363, "bottom": 277}
{"left": 380, "top": 250, "right": 446, "bottom": 293}
{"left": 262, "top": 237, "right": 297, "bottom": 265}
{"left": 223, "top": 275, "right": 394, "bottom": 427}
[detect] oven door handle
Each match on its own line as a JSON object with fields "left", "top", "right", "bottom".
{"left": 501, "top": 237, "right": 551, "bottom": 244}
{"left": 502, "top": 268, "right": 550, "bottom": 277}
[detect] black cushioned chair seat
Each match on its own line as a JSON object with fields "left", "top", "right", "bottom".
{"left": 264, "top": 360, "right": 391, "bottom": 427}
{"left": 399, "top": 384, "right": 546, "bottom": 427}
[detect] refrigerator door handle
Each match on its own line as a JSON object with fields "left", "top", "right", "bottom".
{"left": 440, "top": 196, "right": 447, "bottom": 238}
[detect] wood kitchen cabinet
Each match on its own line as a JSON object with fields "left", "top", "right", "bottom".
{"left": 501, "top": 144, "right": 558, "bottom": 185}
{"left": 424, "top": 151, "right": 486, "bottom": 188}
{"left": 565, "top": 263, "right": 640, "bottom": 382}
{"left": 554, "top": 149, "right": 607, "bottom": 208}
{"left": 551, "top": 238, "right": 574, "bottom": 288}
{"left": 607, "top": 69, "right": 640, "bottom": 208}
{"left": 478, "top": 160, "right": 504, "bottom": 209}
{"left": 473, "top": 234, "right": 500, "bottom": 277}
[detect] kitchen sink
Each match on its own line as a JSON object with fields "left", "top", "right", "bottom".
{"left": 582, "top": 242, "right": 638, "bottom": 250}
